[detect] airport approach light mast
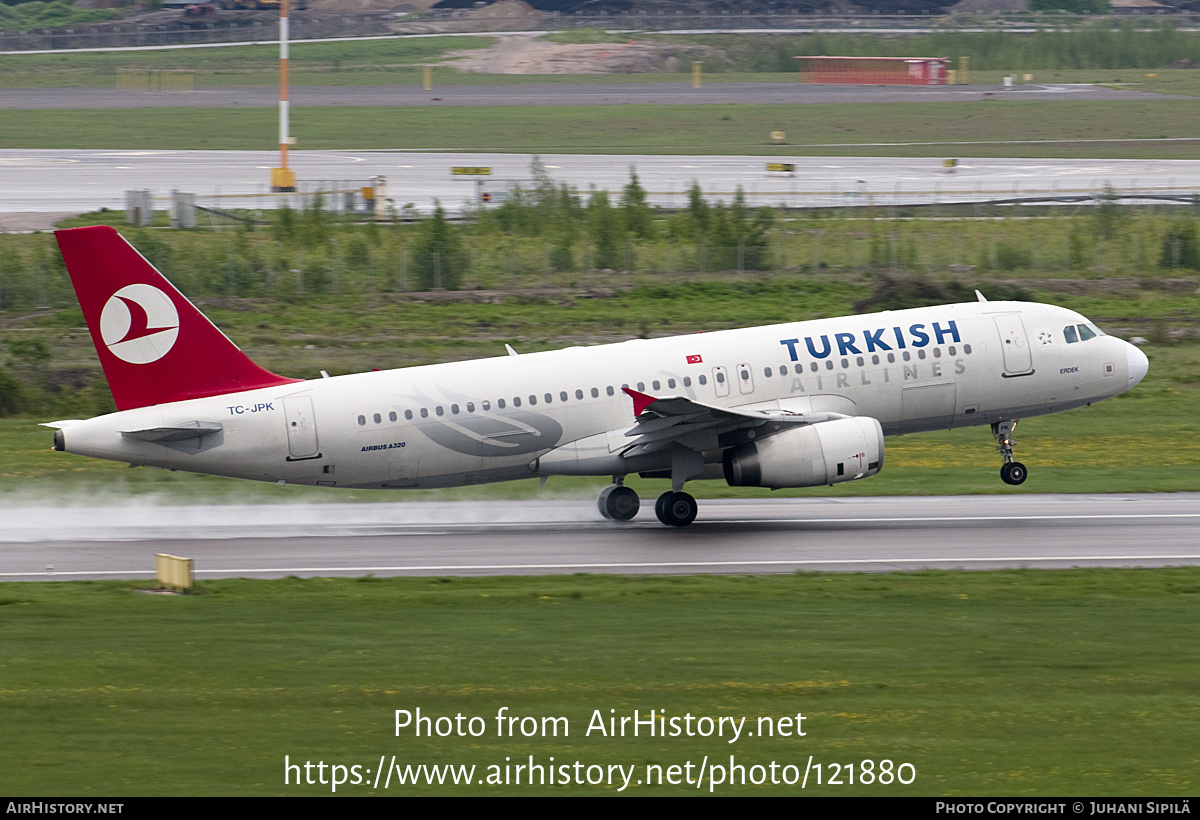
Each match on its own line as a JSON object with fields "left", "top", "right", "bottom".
{"left": 271, "top": 0, "right": 295, "bottom": 192}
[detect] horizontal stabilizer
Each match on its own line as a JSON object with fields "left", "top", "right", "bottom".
{"left": 120, "top": 421, "right": 223, "bottom": 443}
{"left": 40, "top": 420, "right": 83, "bottom": 430}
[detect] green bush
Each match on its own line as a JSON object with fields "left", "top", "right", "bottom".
{"left": 1159, "top": 221, "right": 1200, "bottom": 270}
{"left": 410, "top": 203, "right": 465, "bottom": 290}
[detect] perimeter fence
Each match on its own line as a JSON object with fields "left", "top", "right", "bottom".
{"left": 4, "top": 184, "right": 1200, "bottom": 314}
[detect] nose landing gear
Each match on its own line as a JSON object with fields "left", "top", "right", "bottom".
{"left": 993, "top": 420, "right": 1028, "bottom": 485}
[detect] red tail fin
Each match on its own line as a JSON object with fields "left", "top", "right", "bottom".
{"left": 56, "top": 226, "right": 301, "bottom": 411}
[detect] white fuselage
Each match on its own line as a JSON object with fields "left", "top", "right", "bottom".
{"left": 58, "top": 301, "right": 1145, "bottom": 491}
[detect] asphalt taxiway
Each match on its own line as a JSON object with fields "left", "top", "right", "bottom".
{"left": 2, "top": 494, "right": 1197, "bottom": 581}
{"left": 0, "top": 82, "right": 1174, "bottom": 109}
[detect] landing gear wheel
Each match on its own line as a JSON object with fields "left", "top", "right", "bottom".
{"left": 599, "top": 485, "right": 639, "bottom": 521}
{"left": 655, "top": 491, "right": 697, "bottom": 528}
{"left": 1000, "top": 461, "right": 1027, "bottom": 486}
{"left": 992, "top": 420, "right": 1026, "bottom": 486}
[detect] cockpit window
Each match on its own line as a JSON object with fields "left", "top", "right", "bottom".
{"left": 1064, "top": 323, "right": 1102, "bottom": 343}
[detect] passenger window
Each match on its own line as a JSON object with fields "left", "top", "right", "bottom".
{"left": 435, "top": 406, "right": 444, "bottom": 416}
{"left": 779, "top": 365, "right": 788, "bottom": 375}
{"left": 948, "top": 346, "right": 956, "bottom": 356}
{"left": 871, "top": 355, "right": 879, "bottom": 365}
{"left": 810, "top": 362, "right": 818, "bottom": 373}
{"left": 698, "top": 375, "right": 707, "bottom": 385}
{"left": 683, "top": 377, "right": 692, "bottom": 387}
{"left": 482, "top": 400, "right": 491, "bottom": 411}
{"left": 964, "top": 344, "right": 972, "bottom": 355}
{"left": 545, "top": 393, "right": 553, "bottom": 404}
{"left": 389, "top": 411, "right": 397, "bottom": 422}
{"left": 933, "top": 348, "right": 941, "bottom": 358}
{"left": 668, "top": 379, "right": 676, "bottom": 389}
{"left": 637, "top": 382, "right": 645, "bottom": 392}
{"left": 591, "top": 388, "right": 599, "bottom": 398}
{"left": 764, "top": 367, "right": 772, "bottom": 378}
{"left": 420, "top": 408, "right": 429, "bottom": 418}
{"left": 528, "top": 396, "right": 536, "bottom": 405}
{"left": 405, "top": 410, "right": 413, "bottom": 420}
{"left": 652, "top": 380, "right": 661, "bottom": 390}
{"left": 902, "top": 351, "right": 911, "bottom": 362}
{"left": 856, "top": 357, "right": 864, "bottom": 366}
{"left": 840, "top": 359, "right": 848, "bottom": 369}
{"left": 357, "top": 415, "right": 365, "bottom": 426}
{"left": 607, "top": 386, "right": 615, "bottom": 396}
{"left": 918, "top": 350, "right": 926, "bottom": 360}
{"left": 716, "top": 372, "right": 725, "bottom": 384}
{"left": 498, "top": 399, "right": 506, "bottom": 409}
{"left": 562, "top": 391, "right": 570, "bottom": 402}
{"left": 451, "top": 404, "right": 460, "bottom": 415}
{"left": 373, "top": 413, "right": 381, "bottom": 424}
{"left": 825, "top": 361, "right": 833, "bottom": 370}
{"left": 467, "top": 403, "right": 474, "bottom": 413}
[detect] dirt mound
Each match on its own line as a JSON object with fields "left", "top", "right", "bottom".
{"left": 442, "top": 31, "right": 716, "bottom": 74}
{"left": 464, "top": 0, "right": 544, "bottom": 24}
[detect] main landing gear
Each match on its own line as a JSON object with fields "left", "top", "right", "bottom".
{"left": 655, "top": 491, "right": 697, "bottom": 528}
{"left": 992, "top": 420, "right": 1028, "bottom": 486}
{"left": 597, "top": 481, "right": 639, "bottom": 521}
{"left": 597, "top": 480, "right": 699, "bottom": 527}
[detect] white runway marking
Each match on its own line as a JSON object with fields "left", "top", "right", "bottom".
{"left": 7, "top": 553, "right": 1200, "bottom": 579}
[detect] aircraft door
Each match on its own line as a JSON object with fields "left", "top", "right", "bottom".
{"left": 283, "top": 396, "right": 320, "bottom": 460}
{"left": 712, "top": 366, "right": 730, "bottom": 397}
{"left": 994, "top": 314, "right": 1034, "bottom": 377}
{"left": 736, "top": 363, "right": 755, "bottom": 395}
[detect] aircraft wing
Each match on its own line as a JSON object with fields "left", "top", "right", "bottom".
{"left": 619, "top": 388, "right": 846, "bottom": 456}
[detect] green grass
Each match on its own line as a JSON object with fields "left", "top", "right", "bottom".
{"left": 3, "top": 100, "right": 1200, "bottom": 156}
{"left": 5, "top": 25, "right": 1200, "bottom": 90}
{"left": 0, "top": 36, "right": 497, "bottom": 88}
{"left": 3, "top": 571, "right": 1197, "bottom": 795}
{"left": 0, "top": 0, "right": 120, "bottom": 33}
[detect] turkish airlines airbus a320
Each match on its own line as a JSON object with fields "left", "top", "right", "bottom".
{"left": 47, "top": 226, "right": 1148, "bottom": 527}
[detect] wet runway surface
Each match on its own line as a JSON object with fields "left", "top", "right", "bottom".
{"left": 3, "top": 494, "right": 1198, "bottom": 580}
{"left": 5, "top": 148, "right": 1199, "bottom": 215}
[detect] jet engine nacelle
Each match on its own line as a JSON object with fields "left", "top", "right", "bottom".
{"left": 722, "top": 416, "right": 884, "bottom": 489}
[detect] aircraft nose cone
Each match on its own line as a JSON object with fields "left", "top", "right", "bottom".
{"left": 1126, "top": 342, "right": 1149, "bottom": 389}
